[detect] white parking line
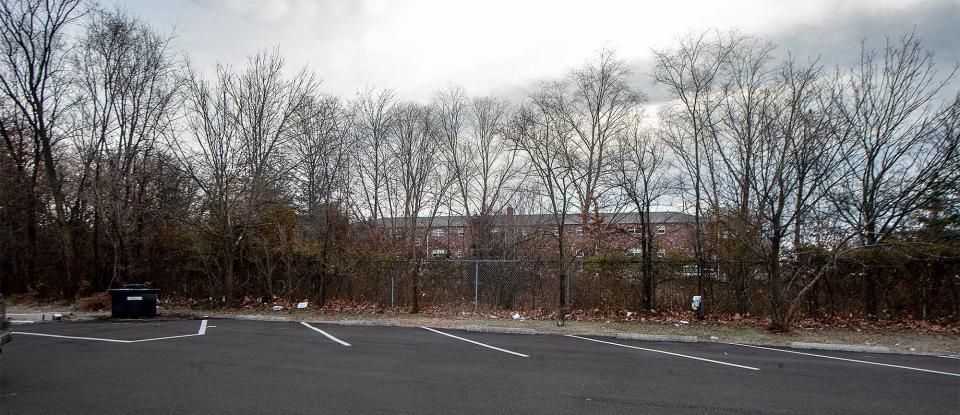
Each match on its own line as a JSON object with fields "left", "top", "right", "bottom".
{"left": 728, "top": 343, "right": 960, "bottom": 377}
{"left": 129, "top": 333, "right": 203, "bottom": 342}
{"left": 567, "top": 335, "right": 760, "bottom": 371}
{"left": 13, "top": 320, "right": 209, "bottom": 344}
{"left": 12, "top": 332, "right": 133, "bottom": 343}
{"left": 420, "top": 326, "right": 529, "bottom": 357}
{"left": 300, "top": 322, "right": 351, "bottom": 346}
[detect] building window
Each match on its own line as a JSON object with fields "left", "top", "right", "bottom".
{"left": 628, "top": 248, "right": 642, "bottom": 257}
{"left": 575, "top": 226, "right": 583, "bottom": 236}
{"left": 656, "top": 248, "right": 665, "bottom": 258}
{"left": 455, "top": 249, "right": 462, "bottom": 258}
{"left": 553, "top": 228, "right": 560, "bottom": 236}
{"left": 491, "top": 227, "right": 500, "bottom": 234}
{"left": 630, "top": 227, "right": 639, "bottom": 236}
{"left": 432, "top": 228, "right": 445, "bottom": 237}
{"left": 457, "top": 227, "right": 465, "bottom": 235}
{"left": 431, "top": 249, "right": 446, "bottom": 258}
{"left": 415, "top": 238, "right": 421, "bottom": 246}
{"left": 656, "top": 225, "right": 666, "bottom": 235}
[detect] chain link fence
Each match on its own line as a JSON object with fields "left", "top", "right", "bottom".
{"left": 334, "top": 259, "right": 758, "bottom": 314}
{"left": 294, "top": 257, "right": 957, "bottom": 319}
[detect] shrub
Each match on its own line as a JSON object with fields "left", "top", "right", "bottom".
{"left": 76, "top": 292, "right": 110, "bottom": 311}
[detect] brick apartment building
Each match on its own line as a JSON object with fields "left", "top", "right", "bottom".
{"left": 379, "top": 210, "right": 697, "bottom": 260}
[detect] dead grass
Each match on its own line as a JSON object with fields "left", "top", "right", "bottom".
{"left": 165, "top": 306, "right": 960, "bottom": 356}
{"left": 76, "top": 292, "right": 111, "bottom": 311}
{"left": 7, "top": 292, "right": 75, "bottom": 309}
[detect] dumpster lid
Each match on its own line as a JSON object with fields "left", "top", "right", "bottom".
{"left": 108, "top": 283, "right": 158, "bottom": 292}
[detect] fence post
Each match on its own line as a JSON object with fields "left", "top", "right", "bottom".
{"left": 474, "top": 261, "right": 479, "bottom": 312}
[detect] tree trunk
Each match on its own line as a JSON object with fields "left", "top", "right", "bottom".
{"left": 641, "top": 257, "right": 654, "bottom": 312}
{"left": 768, "top": 253, "right": 788, "bottom": 331}
{"left": 557, "top": 269, "right": 566, "bottom": 326}
{"left": 696, "top": 259, "right": 706, "bottom": 321}
{"left": 222, "top": 221, "right": 236, "bottom": 306}
{"left": 557, "top": 226, "right": 567, "bottom": 326}
{"left": 410, "top": 259, "right": 420, "bottom": 313}
{"left": 865, "top": 267, "right": 879, "bottom": 317}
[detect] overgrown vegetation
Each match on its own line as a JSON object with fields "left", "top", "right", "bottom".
{"left": 0, "top": 1, "right": 957, "bottom": 332}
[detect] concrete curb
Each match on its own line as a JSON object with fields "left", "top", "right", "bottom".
{"left": 462, "top": 325, "right": 537, "bottom": 335}
{"left": 310, "top": 319, "right": 401, "bottom": 328}
{"left": 179, "top": 312, "right": 948, "bottom": 356}
{"left": 233, "top": 314, "right": 291, "bottom": 322}
{"left": 791, "top": 342, "right": 892, "bottom": 354}
{"left": 7, "top": 311, "right": 89, "bottom": 323}
{"left": 616, "top": 333, "right": 698, "bottom": 343}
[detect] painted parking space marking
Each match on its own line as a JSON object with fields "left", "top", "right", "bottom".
{"left": 728, "top": 343, "right": 960, "bottom": 377}
{"left": 420, "top": 326, "right": 529, "bottom": 357}
{"left": 567, "top": 335, "right": 760, "bottom": 371}
{"left": 12, "top": 332, "right": 134, "bottom": 343}
{"left": 13, "top": 320, "right": 209, "bottom": 344}
{"left": 300, "top": 322, "right": 351, "bottom": 346}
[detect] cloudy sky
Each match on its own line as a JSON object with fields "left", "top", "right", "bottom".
{"left": 125, "top": 0, "right": 959, "bottom": 101}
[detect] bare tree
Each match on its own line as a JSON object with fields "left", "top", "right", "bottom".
{"left": 75, "top": 6, "right": 181, "bottom": 289}
{"left": 749, "top": 58, "right": 847, "bottom": 330}
{"left": 0, "top": 0, "right": 83, "bottom": 291}
{"left": 0, "top": 107, "right": 41, "bottom": 292}
{"left": 714, "top": 37, "right": 776, "bottom": 221}
{"left": 469, "top": 95, "right": 521, "bottom": 216}
{"left": 830, "top": 33, "right": 960, "bottom": 317}
{"left": 509, "top": 86, "right": 579, "bottom": 326}
{"left": 541, "top": 49, "right": 644, "bottom": 244}
{"left": 173, "top": 49, "right": 317, "bottom": 305}
{"left": 654, "top": 30, "right": 741, "bottom": 320}
{"left": 614, "top": 116, "right": 673, "bottom": 312}
{"left": 435, "top": 86, "right": 522, "bottom": 257}
{"left": 291, "top": 95, "right": 355, "bottom": 306}
{"left": 434, "top": 86, "right": 470, "bottom": 212}
{"left": 711, "top": 38, "right": 777, "bottom": 313}
{"left": 390, "top": 102, "right": 452, "bottom": 313}
{"left": 353, "top": 87, "right": 398, "bottom": 224}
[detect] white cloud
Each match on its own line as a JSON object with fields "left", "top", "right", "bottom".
{"left": 125, "top": 0, "right": 956, "bottom": 100}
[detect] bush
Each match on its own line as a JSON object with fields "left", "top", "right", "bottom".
{"left": 76, "top": 292, "right": 110, "bottom": 311}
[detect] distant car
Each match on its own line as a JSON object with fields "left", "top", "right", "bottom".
{"left": 0, "top": 294, "right": 11, "bottom": 352}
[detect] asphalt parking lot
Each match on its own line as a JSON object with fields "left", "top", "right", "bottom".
{"left": 1, "top": 319, "right": 957, "bottom": 414}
